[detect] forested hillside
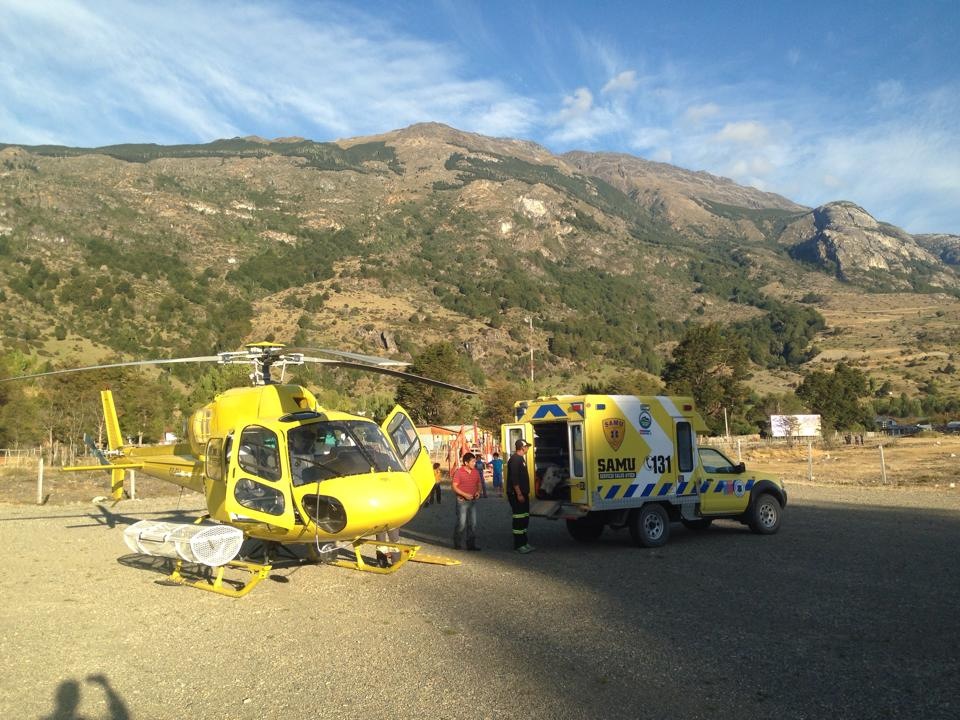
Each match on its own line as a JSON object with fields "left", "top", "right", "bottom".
{"left": 2, "top": 124, "right": 960, "bottom": 443}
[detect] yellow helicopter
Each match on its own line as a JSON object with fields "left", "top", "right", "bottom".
{"left": 2, "top": 342, "right": 475, "bottom": 596}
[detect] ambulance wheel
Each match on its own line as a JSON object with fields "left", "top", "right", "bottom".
{"left": 566, "top": 514, "right": 605, "bottom": 542}
{"left": 629, "top": 504, "right": 670, "bottom": 548}
{"left": 681, "top": 518, "right": 713, "bottom": 531}
{"left": 748, "top": 493, "right": 782, "bottom": 534}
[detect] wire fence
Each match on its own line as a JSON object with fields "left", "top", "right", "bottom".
{"left": 0, "top": 447, "right": 44, "bottom": 467}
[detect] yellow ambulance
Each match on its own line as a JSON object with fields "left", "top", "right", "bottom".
{"left": 501, "top": 395, "right": 786, "bottom": 547}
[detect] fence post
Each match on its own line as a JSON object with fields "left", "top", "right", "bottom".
{"left": 807, "top": 440, "right": 814, "bottom": 482}
{"left": 36, "top": 457, "right": 44, "bottom": 505}
{"left": 879, "top": 444, "right": 887, "bottom": 485}
{"left": 736, "top": 439, "right": 742, "bottom": 462}
{"left": 129, "top": 469, "right": 136, "bottom": 500}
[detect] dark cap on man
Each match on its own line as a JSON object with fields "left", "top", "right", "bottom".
{"left": 515, "top": 439, "right": 530, "bottom": 451}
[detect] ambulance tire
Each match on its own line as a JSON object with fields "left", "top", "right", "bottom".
{"left": 629, "top": 504, "right": 670, "bottom": 548}
{"left": 566, "top": 514, "right": 605, "bottom": 542}
{"left": 681, "top": 517, "right": 713, "bottom": 531}
{"left": 748, "top": 493, "right": 782, "bottom": 534}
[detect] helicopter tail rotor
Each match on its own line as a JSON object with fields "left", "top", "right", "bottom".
{"left": 80, "top": 432, "right": 126, "bottom": 502}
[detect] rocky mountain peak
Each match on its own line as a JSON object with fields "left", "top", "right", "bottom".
{"left": 787, "top": 202, "right": 944, "bottom": 289}
{"left": 812, "top": 201, "right": 881, "bottom": 232}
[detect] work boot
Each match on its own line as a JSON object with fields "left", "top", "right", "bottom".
{"left": 467, "top": 544, "right": 481, "bottom": 551}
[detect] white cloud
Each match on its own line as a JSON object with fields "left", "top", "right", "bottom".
{"left": 471, "top": 99, "right": 540, "bottom": 137}
{"left": 560, "top": 87, "right": 594, "bottom": 119}
{"left": 683, "top": 103, "right": 720, "bottom": 126}
{"left": 798, "top": 123, "right": 960, "bottom": 232}
{"left": 601, "top": 70, "right": 637, "bottom": 94}
{"left": 730, "top": 156, "right": 774, "bottom": 178}
{"left": 630, "top": 126, "right": 671, "bottom": 150}
{"left": 0, "top": 0, "right": 537, "bottom": 145}
{"left": 715, "top": 121, "right": 771, "bottom": 146}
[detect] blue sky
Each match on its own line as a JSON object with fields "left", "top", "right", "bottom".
{"left": 1, "top": 0, "right": 958, "bottom": 234}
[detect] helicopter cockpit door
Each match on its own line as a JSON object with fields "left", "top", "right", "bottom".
{"left": 223, "top": 424, "right": 296, "bottom": 531}
{"left": 382, "top": 405, "right": 434, "bottom": 502}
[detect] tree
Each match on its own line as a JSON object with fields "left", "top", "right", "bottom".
{"left": 0, "top": 352, "right": 42, "bottom": 445}
{"left": 395, "top": 342, "right": 472, "bottom": 424}
{"left": 477, "top": 378, "right": 523, "bottom": 431}
{"left": 579, "top": 370, "right": 663, "bottom": 396}
{"left": 661, "top": 324, "right": 749, "bottom": 434}
{"left": 795, "top": 362, "right": 873, "bottom": 432}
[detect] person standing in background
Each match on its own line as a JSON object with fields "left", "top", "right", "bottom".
{"left": 451, "top": 452, "right": 482, "bottom": 551}
{"left": 475, "top": 454, "right": 487, "bottom": 498}
{"left": 428, "top": 462, "right": 442, "bottom": 505}
{"left": 506, "top": 439, "right": 534, "bottom": 553}
{"left": 490, "top": 452, "right": 504, "bottom": 497}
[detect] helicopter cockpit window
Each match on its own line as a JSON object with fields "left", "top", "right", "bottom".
{"left": 205, "top": 439, "right": 224, "bottom": 481}
{"left": 385, "top": 413, "right": 421, "bottom": 471}
{"left": 237, "top": 426, "right": 282, "bottom": 482}
{"left": 288, "top": 420, "right": 403, "bottom": 485}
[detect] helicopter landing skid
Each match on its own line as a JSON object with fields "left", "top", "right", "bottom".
{"left": 409, "top": 553, "right": 461, "bottom": 566}
{"left": 167, "top": 558, "right": 272, "bottom": 598}
{"left": 327, "top": 538, "right": 417, "bottom": 574}
{"left": 327, "top": 538, "right": 460, "bottom": 573}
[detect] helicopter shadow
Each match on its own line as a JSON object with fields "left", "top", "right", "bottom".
{"left": 67, "top": 503, "right": 205, "bottom": 531}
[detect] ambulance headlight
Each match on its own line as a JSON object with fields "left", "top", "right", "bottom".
{"left": 301, "top": 494, "right": 348, "bottom": 534}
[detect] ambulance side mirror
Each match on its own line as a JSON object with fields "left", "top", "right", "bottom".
{"left": 735, "top": 462, "right": 746, "bottom": 474}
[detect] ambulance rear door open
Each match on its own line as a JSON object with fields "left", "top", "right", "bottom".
{"left": 567, "top": 420, "right": 586, "bottom": 504}
{"left": 502, "top": 422, "right": 534, "bottom": 495}
{"left": 503, "top": 420, "right": 586, "bottom": 506}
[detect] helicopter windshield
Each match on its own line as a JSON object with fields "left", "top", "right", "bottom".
{"left": 288, "top": 420, "right": 404, "bottom": 485}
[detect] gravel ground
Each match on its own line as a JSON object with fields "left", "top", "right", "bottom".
{"left": 1, "top": 483, "right": 958, "bottom": 720}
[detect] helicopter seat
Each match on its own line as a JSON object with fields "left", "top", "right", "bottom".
{"left": 326, "top": 446, "right": 369, "bottom": 475}
{"left": 239, "top": 444, "right": 257, "bottom": 466}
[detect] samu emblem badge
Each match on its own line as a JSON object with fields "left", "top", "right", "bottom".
{"left": 603, "top": 418, "right": 626, "bottom": 451}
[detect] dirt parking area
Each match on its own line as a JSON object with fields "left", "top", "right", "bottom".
{"left": 1, "top": 478, "right": 958, "bottom": 720}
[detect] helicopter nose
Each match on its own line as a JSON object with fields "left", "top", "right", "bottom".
{"left": 298, "top": 473, "right": 421, "bottom": 537}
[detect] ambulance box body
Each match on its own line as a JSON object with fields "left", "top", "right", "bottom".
{"left": 502, "top": 395, "right": 786, "bottom": 546}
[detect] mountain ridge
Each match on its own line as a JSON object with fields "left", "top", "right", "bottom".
{"left": 2, "top": 122, "right": 960, "bottom": 406}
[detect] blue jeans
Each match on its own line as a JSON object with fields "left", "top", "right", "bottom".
{"left": 454, "top": 498, "right": 478, "bottom": 548}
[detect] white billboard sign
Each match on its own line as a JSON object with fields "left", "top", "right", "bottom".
{"left": 770, "top": 414, "right": 822, "bottom": 438}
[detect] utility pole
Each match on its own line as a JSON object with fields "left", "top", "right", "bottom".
{"left": 526, "top": 316, "right": 534, "bottom": 383}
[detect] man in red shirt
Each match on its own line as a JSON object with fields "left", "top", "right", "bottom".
{"left": 452, "top": 452, "right": 482, "bottom": 551}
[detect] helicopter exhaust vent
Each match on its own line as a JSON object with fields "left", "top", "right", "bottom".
{"left": 123, "top": 521, "right": 244, "bottom": 567}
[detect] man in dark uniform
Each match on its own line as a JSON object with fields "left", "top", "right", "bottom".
{"left": 506, "top": 439, "right": 535, "bottom": 553}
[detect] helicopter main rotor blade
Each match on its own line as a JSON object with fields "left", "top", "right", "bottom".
{"left": 291, "top": 347, "right": 410, "bottom": 367}
{"left": 0, "top": 355, "right": 222, "bottom": 383}
{"left": 299, "top": 356, "right": 477, "bottom": 394}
